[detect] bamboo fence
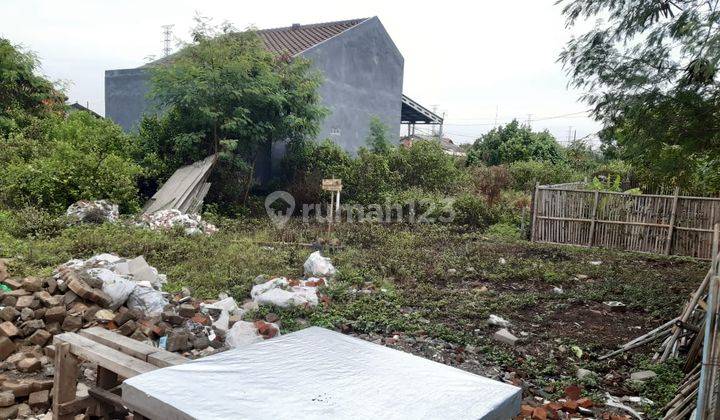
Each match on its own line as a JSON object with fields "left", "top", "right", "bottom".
{"left": 530, "top": 184, "right": 720, "bottom": 259}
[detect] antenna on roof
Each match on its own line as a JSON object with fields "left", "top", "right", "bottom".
{"left": 162, "top": 24, "right": 174, "bottom": 57}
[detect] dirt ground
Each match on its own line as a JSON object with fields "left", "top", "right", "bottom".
{"left": 1, "top": 220, "right": 708, "bottom": 419}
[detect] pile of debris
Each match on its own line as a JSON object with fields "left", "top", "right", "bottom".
{"left": 137, "top": 209, "right": 218, "bottom": 235}
{"left": 0, "top": 249, "right": 337, "bottom": 417}
{"left": 0, "top": 255, "right": 246, "bottom": 417}
{"left": 600, "top": 227, "right": 720, "bottom": 419}
{"left": 249, "top": 251, "right": 336, "bottom": 309}
{"left": 65, "top": 200, "right": 119, "bottom": 224}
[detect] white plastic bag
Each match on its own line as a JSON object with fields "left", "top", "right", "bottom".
{"left": 250, "top": 278, "right": 288, "bottom": 299}
{"left": 303, "top": 251, "right": 336, "bottom": 278}
{"left": 253, "top": 285, "right": 319, "bottom": 308}
{"left": 225, "top": 321, "right": 263, "bottom": 348}
{"left": 88, "top": 268, "right": 136, "bottom": 309}
{"left": 126, "top": 286, "right": 168, "bottom": 317}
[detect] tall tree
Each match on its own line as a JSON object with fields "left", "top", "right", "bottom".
{"left": 559, "top": 0, "right": 720, "bottom": 191}
{"left": 0, "top": 38, "right": 64, "bottom": 135}
{"left": 145, "top": 17, "right": 326, "bottom": 207}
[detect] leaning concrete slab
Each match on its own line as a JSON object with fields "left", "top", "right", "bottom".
{"left": 122, "top": 327, "right": 521, "bottom": 419}
{"left": 142, "top": 154, "right": 216, "bottom": 215}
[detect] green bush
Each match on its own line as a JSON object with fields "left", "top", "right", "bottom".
{"left": 506, "top": 160, "right": 583, "bottom": 191}
{"left": 380, "top": 187, "right": 452, "bottom": 222}
{"left": 468, "top": 165, "right": 511, "bottom": 205}
{"left": 0, "top": 112, "right": 141, "bottom": 213}
{"left": 485, "top": 222, "right": 521, "bottom": 239}
{"left": 392, "top": 140, "right": 464, "bottom": 192}
{"left": 451, "top": 194, "right": 495, "bottom": 228}
{"left": 467, "top": 120, "right": 565, "bottom": 166}
{"left": 0, "top": 206, "right": 69, "bottom": 239}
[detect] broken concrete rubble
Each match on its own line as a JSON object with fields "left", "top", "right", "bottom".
{"left": 303, "top": 251, "right": 337, "bottom": 278}
{"left": 138, "top": 209, "right": 218, "bottom": 235}
{"left": 66, "top": 200, "right": 119, "bottom": 224}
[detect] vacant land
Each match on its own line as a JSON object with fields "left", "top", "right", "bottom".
{"left": 0, "top": 216, "right": 707, "bottom": 417}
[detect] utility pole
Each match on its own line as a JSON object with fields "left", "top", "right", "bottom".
{"left": 162, "top": 25, "right": 174, "bottom": 57}
{"left": 494, "top": 105, "right": 499, "bottom": 128}
{"left": 526, "top": 114, "right": 532, "bottom": 126}
{"left": 438, "top": 111, "right": 445, "bottom": 139}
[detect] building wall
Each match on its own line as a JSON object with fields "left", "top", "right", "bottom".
{"left": 104, "top": 68, "right": 152, "bottom": 131}
{"left": 105, "top": 16, "right": 404, "bottom": 175}
{"left": 300, "top": 17, "right": 404, "bottom": 154}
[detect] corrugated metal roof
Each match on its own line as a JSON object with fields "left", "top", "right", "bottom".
{"left": 257, "top": 18, "right": 369, "bottom": 56}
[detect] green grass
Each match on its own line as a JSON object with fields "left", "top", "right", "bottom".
{"left": 0, "top": 212, "right": 707, "bottom": 416}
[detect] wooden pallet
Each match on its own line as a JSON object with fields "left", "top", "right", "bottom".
{"left": 52, "top": 327, "right": 188, "bottom": 420}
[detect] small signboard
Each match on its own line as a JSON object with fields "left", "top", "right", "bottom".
{"left": 322, "top": 178, "right": 343, "bottom": 192}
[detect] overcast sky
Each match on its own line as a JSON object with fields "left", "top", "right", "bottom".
{"left": 0, "top": 0, "right": 602, "bottom": 145}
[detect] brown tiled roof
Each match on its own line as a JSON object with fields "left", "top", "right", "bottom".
{"left": 145, "top": 18, "right": 369, "bottom": 67}
{"left": 257, "top": 18, "right": 369, "bottom": 56}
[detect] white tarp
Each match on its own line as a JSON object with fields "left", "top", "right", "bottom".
{"left": 122, "top": 327, "right": 521, "bottom": 420}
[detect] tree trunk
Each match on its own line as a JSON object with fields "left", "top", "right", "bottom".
{"left": 242, "top": 150, "right": 257, "bottom": 206}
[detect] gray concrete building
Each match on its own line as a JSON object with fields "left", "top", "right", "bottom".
{"left": 105, "top": 17, "right": 442, "bottom": 159}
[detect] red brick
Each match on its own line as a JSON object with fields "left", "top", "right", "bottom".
{"left": 563, "top": 400, "right": 578, "bottom": 412}
{"left": 0, "top": 322, "right": 18, "bottom": 338}
{"left": 577, "top": 397, "right": 593, "bottom": 408}
{"left": 0, "top": 337, "right": 15, "bottom": 361}
{"left": 532, "top": 407, "right": 547, "bottom": 420}
{"left": 520, "top": 404, "right": 534, "bottom": 417}
{"left": 564, "top": 384, "right": 581, "bottom": 400}
{"left": 28, "top": 389, "right": 49, "bottom": 409}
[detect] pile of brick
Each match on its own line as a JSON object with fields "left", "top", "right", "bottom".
{"left": 0, "top": 257, "right": 246, "bottom": 418}
{"left": 515, "top": 385, "right": 634, "bottom": 420}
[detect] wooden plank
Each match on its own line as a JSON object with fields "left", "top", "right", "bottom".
{"left": 56, "top": 396, "right": 92, "bottom": 416}
{"left": 53, "top": 333, "right": 156, "bottom": 379}
{"left": 530, "top": 182, "right": 540, "bottom": 242}
{"left": 53, "top": 342, "right": 79, "bottom": 420}
{"left": 80, "top": 327, "right": 156, "bottom": 361}
{"left": 665, "top": 186, "right": 680, "bottom": 255}
{"left": 588, "top": 190, "right": 599, "bottom": 246}
{"left": 147, "top": 351, "right": 189, "bottom": 368}
{"left": 88, "top": 387, "right": 128, "bottom": 412}
{"left": 80, "top": 327, "right": 187, "bottom": 368}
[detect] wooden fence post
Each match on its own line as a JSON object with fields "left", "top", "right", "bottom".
{"left": 665, "top": 186, "right": 680, "bottom": 255}
{"left": 530, "top": 182, "right": 540, "bottom": 242}
{"left": 588, "top": 190, "right": 600, "bottom": 247}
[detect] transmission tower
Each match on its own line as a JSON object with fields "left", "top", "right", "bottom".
{"left": 162, "top": 25, "right": 174, "bottom": 57}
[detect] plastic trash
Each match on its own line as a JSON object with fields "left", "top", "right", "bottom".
{"left": 0, "top": 284, "right": 11, "bottom": 293}
{"left": 202, "top": 297, "right": 240, "bottom": 315}
{"left": 254, "top": 286, "right": 319, "bottom": 308}
{"left": 303, "top": 251, "right": 336, "bottom": 278}
{"left": 126, "top": 286, "right": 168, "bottom": 317}
{"left": 88, "top": 268, "right": 136, "bottom": 309}
{"left": 225, "top": 321, "right": 263, "bottom": 348}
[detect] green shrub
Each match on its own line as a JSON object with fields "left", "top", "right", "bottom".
{"left": 0, "top": 206, "right": 69, "bottom": 239}
{"left": 380, "top": 187, "right": 452, "bottom": 223}
{"left": 452, "top": 194, "right": 495, "bottom": 228}
{"left": 486, "top": 222, "right": 521, "bottom": 239}
{"left": 0, "top": 112, "right": 141, "bottom": 213}
{"left": 468, "top": 165, "right": 511, "bottom": 205}
{"left": 391, "top": 140, "right": 464, "bottom": 192}
{"left": 507, "top": 160, "right": 583, "bottom": 191}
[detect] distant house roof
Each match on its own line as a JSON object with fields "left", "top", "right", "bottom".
{"left": 400, "top": 135, "right": 466, "bottom": 156}
{"left": 257, "top": 18, "right": 369, "bottom": 56}
{"left": 68, "top": 102, "right": 102, "bottom": 119}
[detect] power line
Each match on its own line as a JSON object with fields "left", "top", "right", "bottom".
{"left": 444, "top": 109, "right": 592, "bottom": 125}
